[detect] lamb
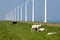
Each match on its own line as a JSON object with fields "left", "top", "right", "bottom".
{"left": 38, "top": 28, "right": 47, "bottom": 32}
{"left": 46, "top": 32, "right": 56, "bottom": 35}
{"left": 31, "top": 24, "right": 41, "bottom": 32}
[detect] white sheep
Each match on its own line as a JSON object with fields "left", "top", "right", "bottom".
{"left": 31, "top": 24, "right": 41, "bottom": 32}
{"left": 38, "top": 28, "right": 47, "bottom": 32}
{"left": 46, "top": 32, "right": 56, "bottom": 35}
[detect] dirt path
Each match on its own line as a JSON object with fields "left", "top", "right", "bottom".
{"left": 31, "top": 22, "right": 60, "bottom": 27}
{"left": 20, "top": 22, "right": 60, "bottom": 27}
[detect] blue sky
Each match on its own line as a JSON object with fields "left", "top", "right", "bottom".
{"left": 0, "top": 0, "right": 60, "bottom": 22}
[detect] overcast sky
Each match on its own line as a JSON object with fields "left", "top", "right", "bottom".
{"left": 0, "top": 0, "right": 60, "bottom": 22}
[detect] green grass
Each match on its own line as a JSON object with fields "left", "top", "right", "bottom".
{"left": 0, "top": 21, "right": 60, "bottom": 40}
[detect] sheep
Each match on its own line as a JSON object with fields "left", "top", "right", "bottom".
{"left": 31, "top": 24, "right": 41, "bottom": 32}
{"left": 13, "top": 21, "right": 17, "bottom": 24}
{"left": 38, "top": 28, "right": 47, "bottom": 32}
{"left": 46, "top": 32, "right": 56, "bottom": 35}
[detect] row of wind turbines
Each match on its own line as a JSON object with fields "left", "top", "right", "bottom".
{"left": 5, "top": 0, "right": 47, "bottom": 23}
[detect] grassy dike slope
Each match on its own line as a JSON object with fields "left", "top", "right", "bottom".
{"left": 0, "top": 21, "right": 60, "bottom": 40}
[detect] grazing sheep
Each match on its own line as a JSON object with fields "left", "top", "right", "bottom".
{"left": 13, "top": 21, "right": 17, "bottom": 24}
{"left": 38, "top": 28, "right": 47, "bottom": 32}
{"left": 31, "top": 24, "right": 41, "bottom": 32}
{"left": 46, "top": 32, "right": 56, "bottom": 35}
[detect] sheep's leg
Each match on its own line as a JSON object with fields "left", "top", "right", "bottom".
{"left": 37, "top": 29, "right": 39, "bottom": 32}
{"left": 31, "top": 28, "right": 35, "bottom": 32}
{"left": 37, "top": 28, "right": 39, "bottom": 32}
{"left": 34, "top": 28, "right": 37, "bottom": 32}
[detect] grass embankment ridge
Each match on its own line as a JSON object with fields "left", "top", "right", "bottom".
{"left": 0, "top": 21, "right": 60, "bottom": 40}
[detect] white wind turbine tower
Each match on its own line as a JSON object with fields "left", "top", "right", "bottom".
{"left": 14, "top": 8, "right": 17, "bottom": 21}
{"left": 20, "top": 4, "right": 23, "bottom": 21}
{"left": 25, "top": 0, "right": 29, "bottom": 21}
{"left": 32, "top": 0, "right": 34, "bottom": 22}
{"left": 44, "top": 0, "right": 47, "bottom": 23}
{"left": 17, "top": 6, "right": 19, "bottom": 21}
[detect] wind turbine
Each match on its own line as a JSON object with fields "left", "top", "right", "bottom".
{"left": 44, "top": 0, "right": 47, "bottom": 23}
{"left": 14, "top": 8, "right": 17, "bottom": 21}
{"left": 20, "top": 3, "right": 23, "bottom": 21}
{"left": 17, "top": 6, "right": 19, "bottom": 21}
{"left": 32, "top": 0, "right": 34, "bottom": 22}
{"left": 25, "top": 0, "right": 29, "bottom": 21}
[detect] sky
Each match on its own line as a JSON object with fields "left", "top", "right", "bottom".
{"left": 0, "top": 0, "right": 60, "bottom": 23}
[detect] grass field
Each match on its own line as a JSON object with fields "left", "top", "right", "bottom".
{"left": 0, "top": 21, "right": 60, "bottom": 40}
